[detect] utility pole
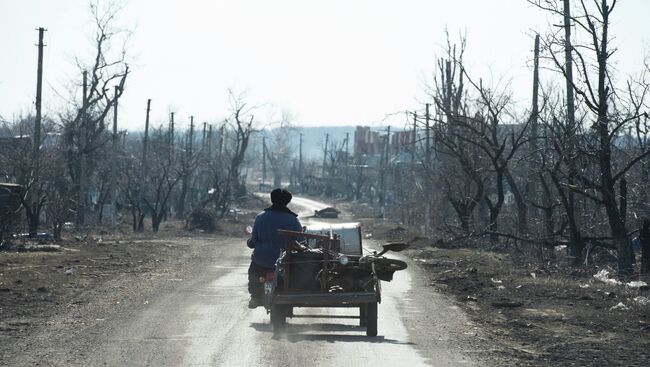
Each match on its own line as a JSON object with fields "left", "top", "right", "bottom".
{"left": 345, "top": 132, "right": 350, "bottom": 164}
{"left": 33, "top": 27, "right": 45, "bottom": 168}
{"left": 425, "top": 103, "right": 432, "bottom": 234}
{"left": 188, "top": 116, "right": 194, "bottom": 158}
{"left": 202, "top": 122, "right": 207, "bottom": 148}
{"left": 218, "top": 124, "right": 225, "bottom": 161}
{"left": 322, "top": 133, "right": 329, "bottom": 177}
{"left": 262, "top": 136, "right": 267, "bottom": 185}
{"left": 425, "top": 103, "right": 431, "bottom": 167}
{"left": 530, "top": 34, "right": 541, "bottom": 234}
{"left": 298, "top": 133, "right": 303, "bottom": 187}
{"left": 136, "top": 99, "right": 151, "bottom": 231}
{"left": 207, "top": 124, "right": 213, "bottom": 157}
{"left": 564, "top": 0, "right": 575, "bottom": 137}
{"left": 169, "top": 112, "right": 175, "bottom": 161}
{"left": 77, "top": 70, "right": 88, "bottom": 227}
{"left": 564, "top": 0, "right": 579, "bottom": 262}
{"left": 110, "top": 86, "right": 119, "bottom": 228}
{"left": 410, "top": 111, "right": 416, "bottom": 165}
{"left": 344, "top": 132, "right": 350, "bottom": 196}
{"left": 379, "top": 127, "right": 391, "bottom": 208}
{"left": 169, "top": 112, "right": 175, "bottom": 147}
{"left": 142, "top": 99, "right": 151, "bottom": 166}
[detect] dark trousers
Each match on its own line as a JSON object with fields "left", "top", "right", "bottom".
{"left": 248, "top": 262, "right": 273, "bottom": 300}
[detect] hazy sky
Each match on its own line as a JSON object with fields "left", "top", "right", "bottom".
{"left": 1, "top": 0, "right": 648, "bottom": 130}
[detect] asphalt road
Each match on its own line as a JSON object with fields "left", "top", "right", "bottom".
{"left": 9, "top": 197, "right": 486, "bottom": 366}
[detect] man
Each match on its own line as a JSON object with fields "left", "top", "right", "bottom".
{"left": 247, "top": 188, "right": 302, "bottom": 308}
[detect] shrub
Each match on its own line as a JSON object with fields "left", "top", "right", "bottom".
{"left": 188, "top": 208, "right": 217, "bottom": 232}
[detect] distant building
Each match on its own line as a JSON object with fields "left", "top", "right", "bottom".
{"left": 353, "top": 126, "right": 415, "bottom": 159}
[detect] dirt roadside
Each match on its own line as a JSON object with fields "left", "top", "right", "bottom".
{"left": 0, "top": 212, "right": 257, "bottom": 365}
{"left": 339, "top": 200, "right": 650, "bottom": 366}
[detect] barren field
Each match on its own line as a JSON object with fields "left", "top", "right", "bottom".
{"left": 344, "top": 201, "right": 650, "bottom": 366}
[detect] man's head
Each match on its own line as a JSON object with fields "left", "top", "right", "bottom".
{"left": 270, "top": 188, "right": 292, "bottom": 207}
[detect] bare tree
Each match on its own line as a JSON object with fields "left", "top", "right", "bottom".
{"left": 142, "top": 127, "right": 181, "bottom": 233}
{"left": 221, "top": 91, "right": 255, "bottom": 212}
{"left": 61, "top": 0, "right": 129, "bottom": 226}
{"left": 531, "top": 0, "right": 650, "bottom": 275}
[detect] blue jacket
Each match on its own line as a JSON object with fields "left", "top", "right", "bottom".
{"left": 250, "top": 206, "right": 303, "bottom": 268}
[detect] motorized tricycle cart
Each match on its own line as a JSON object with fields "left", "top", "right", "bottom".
{"left": 263, "top": 224, "right": 407, "bottom": 336}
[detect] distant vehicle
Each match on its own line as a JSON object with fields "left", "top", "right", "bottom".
{"left": 314, "top": 207, "right": 340, "bottom": 218}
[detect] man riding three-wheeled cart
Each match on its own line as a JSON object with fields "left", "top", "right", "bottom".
{"left": 246, "top": 189, "right": 408, "bottom": 336}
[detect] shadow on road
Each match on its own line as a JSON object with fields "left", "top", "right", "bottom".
{"left": 249, "top": 322, "right": 415, "bottom": 345}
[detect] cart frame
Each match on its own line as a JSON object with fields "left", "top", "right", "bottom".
{"left": 267, "top": 229, "right": 380, "bottom": 336}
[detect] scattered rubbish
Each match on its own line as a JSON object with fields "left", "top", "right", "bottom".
{"left": 491, "top": 278, "right": 503, "bottom": 284}
{"left": 594, "top": 269, "right": 622, "bottom": 286}
{"left": 610, "top": 302, "right": 631, "bottom": 311}
{"left": 496, "top": 285, "right": 506, "bottom": 290}
{"left": 492, "top": 300, "right": 523, "bottom": 308}
{"left": 634, "top": 296, "right": 650, "bottom": 306}
{"left": 466, "top": 296, "right": 478, "bottom": 302}
{"left": 627, "top": 280, "right": 648, "bottom": 289}
{"left": 594, "top": 269, "right": 650, "bottom": 289}
{"left": 64, "top": 268, "right": 77, "bottom": 276}
{"left": 0, "top": 242, "right": 60, "bottom": 252}
{"left": 530, "top": 272, "right": 537, "bottom": 279}
{"left": 579, "top": 284, "right": 590, "bottom": 289}
{"left": 364, "top": 233, "right": 373, "bottom": 239}
{"left": 13, "top": 232, "right": 53, "bottom": 240}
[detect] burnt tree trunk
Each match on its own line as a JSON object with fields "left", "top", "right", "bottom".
{"left": 640, "top": 219, "right": 650, "bottom": 274}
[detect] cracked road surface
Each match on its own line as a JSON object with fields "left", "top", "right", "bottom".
{"left": 6, "top": 197, "right": 485, "bottom": 366}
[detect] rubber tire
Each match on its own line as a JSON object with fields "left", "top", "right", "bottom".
{"left": 359, "top": 305, "right": 367, "bottom": 326}
{"left": 366, "top": 302, "right": 377, "bottom": 336}
{"left": 271, "top": 305, "right": 286, "bottom": 334}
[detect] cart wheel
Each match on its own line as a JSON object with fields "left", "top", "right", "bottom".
{"left": 271, "top": 305, "right": 286, "bottom": 334}
{"left": 359, "top": 305, "right": 367, "bottom": 326}
{"left": 366, "top": 302, "right": 377, "bottom": 336}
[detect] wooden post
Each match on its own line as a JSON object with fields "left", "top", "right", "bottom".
{"left": 142, "top": 99, "right": 151, "bottom": 168}
{"left": 640, "top": 219, "right": 650, "bottom": 274}
{"left": 202, "top": 122, "right": 207, "bottom": 148}
{"left": 299, "top": 133, "right": 303, "bottom": 188}
{"left": 529, "top": 34, "right": 541, "bottom": 235}
{"left": 262, "top": 136, "right": 267, "bottom": 185}
{"left": 322, "top": 133, "right": 329, "bottom": 177}
{"left": 410, "top": 110, "right": 416, "bottom": 165}
{"left": 77, "top": 71, "right": 88, "bottom": 227}
{"left": 424, "top": 104, "right": 431, "bottom": 234}
{"left": 188, "top": 116, "right": 194, "bottom": 158}
{"left": 110, "top": 86, "right": 119, "bottom": 228}
{"left": 169, "top": 112, "right": 175, "bottom": 147}
{"left": 33, "top": 27, "right": 45, "bottom": 169}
